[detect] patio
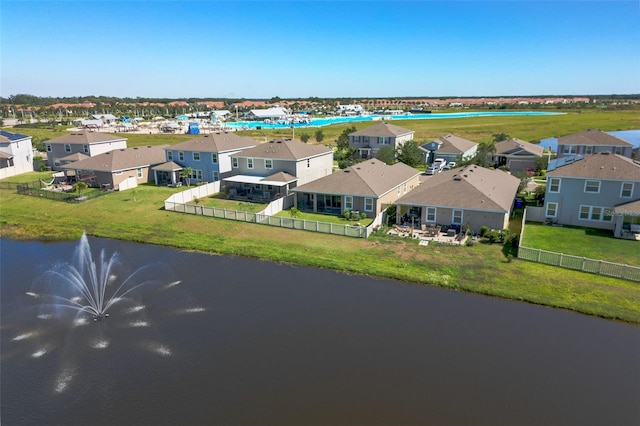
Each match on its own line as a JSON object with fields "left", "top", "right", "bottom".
{"left": 387, "top": 223, "right": 467, "bottom": 245}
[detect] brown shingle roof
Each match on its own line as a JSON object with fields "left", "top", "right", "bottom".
{"left": 153, "top": 161, "right": 183, "bottom": 171}
{"left": 547, "top": 152, "right": 640, "bottom": 180}
{"left": 46, "top": 130, "right": 127, "bottom": 145}
{"left": 558, "top": 129, "right": 633, "bottom": 147}
{"left": 263, "top": 171, "right": 297, "bottom": 182}
{"left": 349, "top": 122, "right": 414, "bottom": 137}
{"left": 170, "top": 132, "right": 257, "bottom": 153}
{"left": 61, "top": 145, "right": 168, "bottom": 172}
{"left": 396, "top": 165, "right": 520, "bottom": 212}
{"left": 434, "top": 134, "right": 477, "bottom": 154}
{"left": 614, "top": 199, "right": 640, "bottom": 214}
{"left": 235, "top": 139, "right": 332, "bottom": 160}
{"left": 293, "top": 159, "right": 420, "bottom": 197}
{"left": 494, "top": 138, "right": 544, "bottom": 157}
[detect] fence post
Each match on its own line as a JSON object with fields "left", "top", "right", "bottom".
{"left": 537, "top": 249, "right": 541, "bottom": 262}
{"left": 558, "top": 253, "right": 563, "bottom": 266}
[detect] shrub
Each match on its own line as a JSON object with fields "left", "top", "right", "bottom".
{"left": 479, "top": 226, "right": 490, "bottom": 238}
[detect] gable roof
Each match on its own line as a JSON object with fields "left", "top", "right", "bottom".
{"left": 60, "top": 152, "right": 90, "bottom": 162}
{"left": 547, "top": 152, "right": 640, "bottom": 181}
{"left": 153, "top": 161, "right": 183, "bottom": 171}
{"left": 430, "top": 134, "right": 478, "bottom": 154}
{"left": 46, "top": 130, "right": 127, "bottom": 145}
{"left": 292, "top": 158, "right": 420, "bottom": 197}
{"left": 264, "top": 171, "right": 297, "bottom": 183}
{"left": 169, "top": 133, "right": 257, "bottom": 153}
{"left": 558, "top": 129, "right": 633, "bottom": 147}
{"left": 494, "top": 138, "right": 544, "bottom": 157}
{"left": 61, "top": 145, "right": 168, "bottom": 172}
{"left": 349, "top": 122, "right": 414, "bottom": 137}
{"left": 396, "top": 165, "right": 520, "bottom": 212}
{"left": 614, "top": 199, "right": 640, "bottom": 214}
{"left": 234, "top": 139, "right": 332, "bottom": 161}
{"left": 0, "top": 130, "right": 31, "bottom": 143}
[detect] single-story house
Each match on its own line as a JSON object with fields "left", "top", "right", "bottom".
{"left": 490, "top": 138, "right": 544, "bottom": 172}
{"left": 292, "top": 158, "right": 421, "bottom": 218}
{"left": 420, "top": 134, "right": 478, "bottom": 164}
{"left": 395, "top": 165, "right": 521, "bottom": 233}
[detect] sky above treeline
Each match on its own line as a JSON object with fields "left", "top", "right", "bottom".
{"left": 2, "top": 1, "right": 639, "bottom": 99}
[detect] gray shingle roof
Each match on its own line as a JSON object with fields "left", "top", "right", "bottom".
{"left": 547, "top": 152, "right": 640, "bottom": 180}
{"left": 235, "top": 139, "right": 332, "bottom": 160}
{"left": 558, "top": 129, "right": 633, "bottom": 147}
{"left": 61, "top": 145, "right": 168, "bottom": 172}
{"left": 396, "top": 165, "right": 520, "bottom": 212}
{"left": 614, "top": 199, "right": 640, "bottom": 214}
{"left": 293, "top": 159, "right": 420, "bottom": 197}
{"left": 152, "top": 161, "right": 183, "bottom": 171}
{"left": 349, "top": 122, "right": 414, "bottom": 137}
{"left": 170, "top": 132, "right": 257, "bottom": 153}
{"left": 432, "top": 134, "right": 477, "bottom": 154}
{"left": 494, "top": 138, "right": 544, "bottom": 157}
{"left": 46, "top": 130, "right": 127, "bottom": 145}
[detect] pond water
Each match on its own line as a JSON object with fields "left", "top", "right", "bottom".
{"left": 1, "top": 237, "right": 638, "bottom": 425}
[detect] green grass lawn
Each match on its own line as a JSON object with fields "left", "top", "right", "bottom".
{"left": 194, "top": 195, "right": 267, "bottom": 213}
{"left": 521, "top": 222, "right": 640, "bottom": 267}
{"left": 275, "top": 208, "right": 374, "bottom": 226}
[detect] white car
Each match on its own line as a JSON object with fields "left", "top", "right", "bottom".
{"left": 443, "top": 161, "right": 457, "bottom": 170}
{"left": 425, "top": 159, "right": 447, "bottom": 175}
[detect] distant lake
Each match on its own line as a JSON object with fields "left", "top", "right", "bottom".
{"left": 540, "top": 129, "right": 640, "bottom": 152}
{"left": 2, "top": 237, "right": 639, "bottom": 425}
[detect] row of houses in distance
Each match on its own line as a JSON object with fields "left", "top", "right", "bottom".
{"left": 2, "top": 122, "right": 639, "bottom": 239}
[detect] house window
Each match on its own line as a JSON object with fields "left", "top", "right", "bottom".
{"left": 403, "top": 183, "right": 407, "bottom": 193}
{"left": 232, "top": 157, "right": 238, "bottom": 168}
{"left": 324, "top": 195, "right": 341, "bottom": 208}
{"left": 562, "top": 145, "right": 577, "bottom": 154}
{"left": 585, "top": 146, "right": 594, "bottom": 154}
{"left": 584, "top": 180, "right": 600, "bottom": 193}
{"left": 379, "top": 137, "right": 390, "bottom": 145}
{"left": 426, "top": 207, "right": 436, "bottom": 222}
{"left": 83, "top": 144, "right": 89, "bottom": 154}
{"left": 548, "top": 177, "right": 560, "bottom": 193}
{"left": 212, "top": 153, "right": 218, "bottom": 163}
{"left": 397, "top": 186, "right": 401, "bottom": 195}
{"left": 213, "top": 171, "right": 219, "bottom": 181}
{"left": 345, "top": 196, "right": 353, "bottom": 210}
{"left": 179, "top": 151, "right": 184, "bottom": 161}
{"left": 46, "top": 144, "right": 52, "bottom": 152}
{"left": 621, "top": 182, "right": 633, "bottom": 198}
{"left": 136, "top": 168, "right": 143, "bottom": 178}
{"left": 364, "top": 198, "right": 374, "bottom": 212}
{"left": 579, "top": 205, "right": 612, "bottom": 221}
{"left": 64, "top": 144, "right": 71, "bottom": 153}
{"left": 614, "top": 146, "right": 624, "bottom": 155}
{"left": 546, "top": 202, "right": 558, "bottom": 217}
{"left": 247, "top": 158, "right": 254, "bottom": 169}
{"left": 167, "top": 151, "right": 173, "bottom": 161}
{"left": 193, "top": 152, "right": 200, "bottom": 161}
{"left": 265, "top": 159, "right": 273, "bottom": 169}
{"left": 452, "top": 209, "right": 463, "bottom": 224}
{"left": 189, "top": 169, "right": 203, "bottom": 181}
{"left": 307, "top": 159, "right": 310, "bottom": 168}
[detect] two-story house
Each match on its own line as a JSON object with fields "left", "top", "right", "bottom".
{"left": 557, "top": 129, "right": 634, "bottom": 158}
{"left": 158, "top": 132, "right": 258, "bottom": 186}
{"left": 491, "top": 138, "right": 544, "bottom": 172}
{"left": 44, "top": 130, "right": 127, "bottom": 170}
{"left": 544, "top": 152, "right": 640, "bottom": 238}
{"left": 348, "top": 122, "right": 414, "bottom": 159}
{"left": 420, "top": 134, "right": 478, "bottom": 164}
{"left": 223, "top": 138, "right": 333, "bottom": 201}
{"left": 291, "top": 158, "right": 421, "bottom": 218}
{"left": 0, "top": 130, "right": 34, "bottom": 179}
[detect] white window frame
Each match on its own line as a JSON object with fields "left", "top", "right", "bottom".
{"left": 179, "top": 151, "right": 184, "bottom": 161}
{"left": 344, "top": 196, "right": 353, "bottom": 211}
{"left": 452, "top": 209, "right": 463, "bottom": 225}
{"left": 247, "top": 158, "right": 254, "bottom": 169}
{"left": 193, "top": 152, "right": 200, "bottom": 161}
{"left": 212, "top": 153, "right": 218, "bottom": 163}
{"left": 546, "top": 202, "right": 558, "bottom": 217}
{"left": 232, "top": 157, "right": 239, "bottom": 168}
{"left": 136, "top": 168, "right": 143, "bottom": 178}
{"left": 64, "top": 144, "right": 72, "bottom": 153}
{"left": 621, "top": 182, "right": 634, "bottom": 198}
{"left": 364, "top": 198, "right": 374, "bottom": 212}
{"left": 426, "top": 207, "right": 436, "bottom": 222}
{"left": 83, "top": 144, "right": 89, "bottom": 154}
{"left": 563, "top": 145, "right": 577, "bottom": 154}
{"left": 584, "top": 180, "right": 600, "bottom": 193}
{"left": 548, "top": 177, "right": 561, "bottom": 193}
{"left": 585, "top": 146, "right": 594, "bottom": 154}
{"left": 579, "top": 205, "right": 612, "bottom": 222}
{"left": 167, "top": 151, "right": 173, "bottom": 161}
{"left": 213, "top": 171, "right": 219, "bottom": 181}
{"left": 614, "top": 146, "right": 624, "bottom": 155}
{"left": 265, "top": 159, "right": 273, "bottom": 169}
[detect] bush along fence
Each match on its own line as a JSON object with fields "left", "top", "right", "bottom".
{"left": 518, "top": 207, "right": 640, "bottom": 282}
{"left": 163, "top": 183, "right": 377, "bottom": 238}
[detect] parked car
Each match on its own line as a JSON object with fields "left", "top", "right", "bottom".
{"left": 443, "top": 161, "right": 457, "bottom": 170}
{"left": 425, "top": 159, "right": 447, "bottom": 175}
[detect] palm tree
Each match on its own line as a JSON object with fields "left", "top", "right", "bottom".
{"left": 179, "top": 167, "right": 193, "bottom": 186}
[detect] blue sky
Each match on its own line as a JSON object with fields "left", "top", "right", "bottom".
{"left": 1, "top": 1, "right": 639, "bottom": 98}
